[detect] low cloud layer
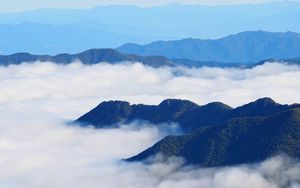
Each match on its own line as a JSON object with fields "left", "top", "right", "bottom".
{"left": 0, "top": 61, "right": 299, "bottom": 188}
{"left": 1, "top": 61, "right": 300, "bottom": 117}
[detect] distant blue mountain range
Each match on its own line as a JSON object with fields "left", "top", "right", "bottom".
{"left": 0, "top": 1, "right": 299, "bottom": 54}
{"left": 0, "top": 48, "right": 299, "bottom": 68}
{"left": 118, "top": 31, "right": 300, "bottom": 63}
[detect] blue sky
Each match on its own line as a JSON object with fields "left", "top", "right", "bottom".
{"left": 0, "top": 0, "right": 297, "bottom": 13}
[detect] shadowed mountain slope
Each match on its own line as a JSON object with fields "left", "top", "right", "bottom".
{"left": 76, "top": 98, "right": 300, "bottom": 133}
{"left": 75, "top": 98, "right": 300, "bottom": 166}
{"left": 128, "top": 108, "right": 300, "bottom": 167}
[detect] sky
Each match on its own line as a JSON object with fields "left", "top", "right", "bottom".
{"left": 0, "top": 0, "right": 297, "bottom": 13}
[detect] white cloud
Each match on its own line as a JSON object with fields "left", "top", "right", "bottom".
{"left": 0, "top": 61, "right": 299, "bottom": 188}
{"left": 0, "top": 61, "right": 299, "bottom": 116}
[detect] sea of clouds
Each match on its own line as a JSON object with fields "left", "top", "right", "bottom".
{"left": 0, "top": 61, "right": 299, "bottom": 188}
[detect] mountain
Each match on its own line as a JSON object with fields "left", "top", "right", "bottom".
{"left": 117, "top": 31, "right": 300, "bottom": 63}
{"left": 75, "top": 99, "right": 199, "bottom": 130}
{"left": 75, "top": 98, "right": 300, "bottom": 133}
{"left": 0, "top": 49, "right": 174, "bottom": 67}
{"left": 0, "top": 48, "right": 249, "bottom": 67}
{"left": 128, "top": 108, "right": 300, "bottom": 167}
{"left": 282, "top": 57, "right": 300, "bottom": 65}
{"left": 253, "top": 57, "right": 300, "bottom": 67}
{"left": 75, "top": 97, "right": 300, "bottom": 166}
{"left": 171, "top": 59, "right": 245, "bottom": 68}
{"left": 1, "top": 47, "right": 299, "bottom": 68}
{"left": 0, "top": 1, "right": 300, "bottom": 54}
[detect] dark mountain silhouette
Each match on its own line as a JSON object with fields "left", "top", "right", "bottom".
{"left": 75, "top": 98, "right": 300, "bottom": 133}
{"left": 117, "top": 31, "right": 300, "bottom": 63}
{"left": 0, "top": 48, "right": 174, "bottom": 67}
{"left": 75, "top": 97, "right": 300, "bottom": 167}
{"left": 76, "top": 99, "right": 199, "bottom": 130}
{"left": 128, "top": 108, "right": 300, "bottom": 167}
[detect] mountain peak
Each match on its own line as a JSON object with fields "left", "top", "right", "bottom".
{"left": 75, "top": 98, "right": 299, "bottom": 131}
{"left": 158, "top": 99, "right": 197, "bottom": 107}
{"left": 75, "top": 100, "right": 131, "bottom": 126}
{"left": 204, "top": 102, "right": 233, "bottom": 110}
{"left": 97, "top": 100, "right": 130, "bottom": 106}
{"left": 80, "top": 48, "right": 119, "bottom": 54}
{"left": 253, "top": 97, "right": 277, "bottom": 106}
{"left": 228, "top": 97, "right": 285, "bottom": 118}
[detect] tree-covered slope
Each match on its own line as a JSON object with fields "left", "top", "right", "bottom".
{"left": 128, "top": 108, "right": 300, "bottom": 167}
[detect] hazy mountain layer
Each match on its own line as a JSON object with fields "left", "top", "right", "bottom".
{"left": 0, "top": 1, "right": 300, "bottom": 54}
{"left": 0, "top": 49, "right": 174, "bottom": 67}
{"left": 118, "top": 31, "right": 300, "bottom": 63}
{"left": 1, "top": 47, "right": 300, "bottom": 68}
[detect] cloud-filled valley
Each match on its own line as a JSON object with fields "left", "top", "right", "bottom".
{"left": 1, "top": 61, "right": 300, "bottom": 111}
{"left": 0, "top": 61, "right": 300, "bottom": 188}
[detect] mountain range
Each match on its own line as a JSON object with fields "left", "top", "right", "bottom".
{"left": 1, "top": 46, "right": 300, "bottom": 68}
{"left": 118, "top": 31, "right": 300, "bottom": 63}
{"left": 75, "top": 98, "right": 300, "bottom": 167}
{"left": 0, "top": 1, "right": 300, "bottom": 54}
{"left": 0, "top": 49, "right": 174, "bottom": 67}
